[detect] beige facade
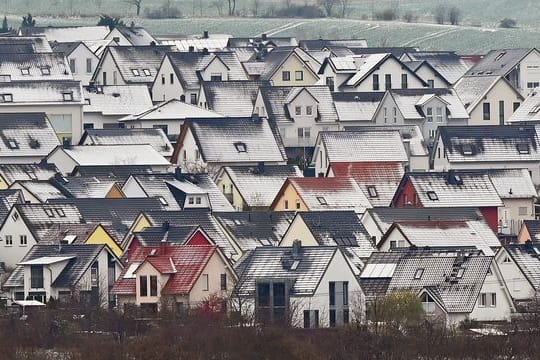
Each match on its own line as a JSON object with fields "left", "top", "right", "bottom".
{"left": 467, "top": 78, "right": 522, "bottom": 125}
{"left": 269, "top": 53, "right": 319, "bottom": 87}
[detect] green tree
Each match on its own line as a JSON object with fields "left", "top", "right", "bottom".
{"left": 97, "top": 14, "right": 125, "bottom": 30}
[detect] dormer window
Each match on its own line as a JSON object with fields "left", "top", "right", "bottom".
{"left": 367, "top": 185, "right": 378, "bottom": 198}
{"left": 40, "top": 67, "right": 50, "bottom": 75}
{"left": 142, "top": 69, "right": 151, "bottom": 76}
{"left": 210, "top": 73, "right": 222, "bottom": 81}
{"left": 317, "top": 196, "right": 327, "bottom": 205}
{"left": 426, "top": 191, "right": 439, "bottom": 201}
{"left": 461, "top": 144, "right": 474, "bottom": 156}
{"left": 131, "top": 69, "right": 140, "bottom": 76}
{"left": 62, "top": 92, "right": 73, "bottom": 101}
{"left": 517, "top": 143, "right": 530, "bottom": 154}
{"left": 1, "top": 93, "right": 13, "bottom": 102}
{"left": 234, "top": 142, "right": 247, "bottom": 152}
{"left": 20, "top": 68, "right": 30, "bottom": 76}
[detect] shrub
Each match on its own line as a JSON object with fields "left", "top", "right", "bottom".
{"left": 374, "top": 8, "right": 398, "bottom": 21}
{"left": 402, "top": 12, "right": 418, "bottom": 23}
{"left": 271, "top": 5, "right": 325, "bottom": 18}
{"left": 448, "top": 6, "right": 461, "bottom": 25}
{"left": 144, "top": 2, "right": 182, "bottom": 19}
{"left": 499, "top": 18, "right": 517, "bottom": 28}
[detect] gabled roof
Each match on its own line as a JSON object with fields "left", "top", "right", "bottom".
{"left": 508, "top": 89, "right": 540, "bottom": 124}
{"left": 51, "top": 41, "right": 82, "bottom": 56}
{"left": 12, "top": 180, "right": 66, "bottom": 202}
{"left": 214, "top": 211, "right": 295, "bottom": 251}
{"left": 202, "top": 80, "right": 269, "bottom": 117}
{"left": 0, "top": 163, "right": 57, "bottom": 184}
{"left": 395, "top": 171, "right": 503, "bottom": 208}
{"left": 173, "top": 117, "right": 286, "bottom": 164}
{"left": 487, "top": 168, "right": 536, "bottom": 199}
{"left": 49, "top": 175, "right": 121, "bottom": 198}
{"left": 133, "top": 225, "right": 201, "bottom": 246}
{"left": 503, "top": 243, "right": 540, "bottom": 291}
{"left": 72, "top": 165, "right": 154, "bottom": 179}
{"left": 0, "top": 80, "right": 82, "bottom": 104}
{"left": 332, "top": 92, "right": 385, "bottom": 122}
{"left": 257, "top": 47, "right": 320, "bottom": 81}
{"left": 329, "top": 162, "right": 405, "bottom": 207}
{"left": 0, "top": 112, "right": 60, "bottom": 158}
{"left": 0, "top": 36, "right": 52, "bottom": 53}
{"left": 299, "top": 39, "right": 368, "bottom": 50}
{"left": 159, "top": 36, "right": 230, "bottom": 52}
{"left": 349, "top": 47, "right": 418, "bottom": 57}
{"left": 258, "top": 86, "right": 338, "bottom": 123}
{"left": 79, "top": 128, "right": 173, "bottom": 157}
{"left": 114, "top": 27, "right": 156, "bottom": 46}
{"left": 403, "top": 51, "right": 474, "bottom": 84}
{"left": 21, "top": 26, "right": 110, "bottom": 42}
{"left": 227, "top": 36, "right": 297, "bottom": 48}
{"left": 436, "top": 125, "right": 540, "bottom": 163}
{"left": 0, "top": 189, "right": 23, "bottom": 225}
{"left": 234, "top": 245, "right": 339, "bottom": 296}
{"left": 0, "top": 53, "right": 72, "bottom": 81}
{"left": 390, "top": 88, "right": 469, "bottom": 120}
{"left": 5, "top": 244, "right": 112, "bottom": 289}
{"left": 219, "top": 164, "right": 302, "bottom": 208}
{"left": 524, "top": 220, "right": 540, "bottom": 242}
{"left": 453, "top": 75, "right": 522, "bottom": 111}
{"left": 317, "top": 130, "right": 408, "bottom": 163}
{"left": 274, "top": 177, "right": 372, "bottom": 213}
{"left": 38, "top": 223, "right": 102, "bottom": 244}
{"left": 466, "top": 48, "right": 536, "bottom": 77}
{"left": 83, "top": 85, "right": 153, "bottom": 116}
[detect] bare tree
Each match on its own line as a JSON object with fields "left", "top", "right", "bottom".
{"left": 434, "top": 5, "right": 446, "bottom": 24}
{"left": 212, "top": 0, "right": 225, "bottom": 15}
{"left": 319, "top": 0, "right": 336, "bottom": 17}
{"left": 284, "top": 0, "right": 292, "bottom": 9}
{"left": 228, "top": 0, "right": 236, "bottom": 15}
{"left": 448, "top": 6, "right": 461, "bottom": 25}
{"left": 252, "top": 0, "right": 260, "bottom": 16}
{"left": 125, "top": 0, "right": 144, "bottom": 16}
{"left": 338, "top": 0, "right": 349, "bottom": 18}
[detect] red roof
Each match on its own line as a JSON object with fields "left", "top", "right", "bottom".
{"left": 330, "top": 162, "right": 404, "bottom": 183}
{"left": 111, "top": 244, "right": 218, "bottom": 295}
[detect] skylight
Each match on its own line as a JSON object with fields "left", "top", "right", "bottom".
{"left": 234, "top": 142, "right": 247, "bottom": 152}
{"left": 62, "top": 92, "right": 73, "bottom": 101}
{"left": 63, "top": 235, "right": 77, "bottom": 244}
{"left": 317, "top": 196, "right": 327, "bottom": 205}
{"left": 461, "top": 144, "right": 474, "bottom": 156}
{"left": 44, "top": 209, "right": 55, "bottom": 218}
{"left": 158, "top": 196, "right": 168, "bottom": 206}
{"left": 2, "top": 94, "right": 13, "bottom": 102}
{"left": 367, "top": 185, "right": 378, "bottom": 198}
{"left": 456, "top": 268, "right": 465, "bottom": 278}
{"left": 414, "top": 268, "right": 424, "bottom": 279}
{"left": 55, "top": 208, "right": 66, "bottom": 217}
{"left": 7, "top": 139, "right": 18, "bottom": 149}
{"left": 530, "top": 103, "right": 540, "bottom": 114}
{"left": 426, "top": 191, "right": 439, "bottom": 201}
{"left": 494, "top": 52, "right": 506, "bottom": 61}
{"left": 40, "top": 67, "right": 50, "bottom": 75}
{"left": 131, "top": 69, "right": 140, "bottom": 76}
{"left": 517, "top": 143, "right": 530, "bottom": 154}
{"left": 143, "top": 69, "right": 151, "bottom": 76}
{"left": 290, "top": 260, "right": 300, "bottom": 271}
{"left": 20, "top": 68, "right": 30, "bottom": 75}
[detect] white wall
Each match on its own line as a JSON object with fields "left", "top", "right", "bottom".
{"left": 519, "top": 50, "right": 540, "bottom": 96}
{"left": 0, "top": 208, "right": 36, "bottom": 268}
{"left": 151, "top": 57, "right": 186, "bottom": 102}
{"left": 94, "top": 51, "right": 126, "bottom": 86}
{"left": 68, "top": 44, "right": 99, "bottom": 86}
{"left": 496, "top": 248, "right": 536, "bottom": 301}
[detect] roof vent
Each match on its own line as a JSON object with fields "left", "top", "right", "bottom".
{"left": 112, "top": 92, "right": 120, "bottom": 98}
{"left": 29, "top": 138, "right": 40, "bottom": 149}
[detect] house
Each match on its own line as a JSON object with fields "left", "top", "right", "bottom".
{"left": 0, "top": 163, "right": 58, "bottom": 189}
{"left": 199, "top": 80, "right": 269, "bottom": 117}
{"left": 0, "top": 113, "right": 60, "bottom": 164}
{"left": 254, "top": 85, "right": 339, "bottom": 148}
{"left": 465, "top": 48, "right": 540, "bottom": 96}
{"left": 172, "top": 117, "right": 287, "bottom": 173}
{"left": 402, "top": 61, "right": 450, "bottom": 89}
{"left": 0, "top": 80, "right": 84, "bottom": 142}
{"left": 92, "top": 45, "right": 173, "bottom": 86}
{"left": 359, "top": 248, "right": 514, "bottom": 327}
{"left": 0, "top": 52, "right": 73, "bottom": 82}
{"left": 46, "top": 144, "right": 171, "bottom": 175}
{"left": 400, "top": 51, "right": 475, "bottom": 85}
{"left": 331, "top": 92, "right": 385, "bottom": 125}
{"left": 215, "top": 164, "right": 302, "bottom": 211}
{"left": 214, "top": 211, "right": 295, "bottom": 254}
{"left": 495, "top": 243, "right": 540, "bottom": 303}
{"left": 431, "top": 125, "right": 540, "bottom": 186}
{"left": 227, "top": 35, "right": 298, "bottom": 48}
{"left": 70, "top": 165, "right": 154, "bottom": 178}
{"left": 9, "top": 180, "right": 67, "bottom": 203}
{"left": 79, "top": 128, "right": 173, "bottom": 158}
{"left": 121, "top": 171, "right": 234, "bottom": 212}
{"left": 49, "top": 174, "right": 125, "bottom": 199}
{"left": 376, "top": 220, "right": 500, "bottom": 255}
{"left": 0, "top": 189, "right": 23, "bottom": 223}
{"left": 270, "top": 177, "right": 372, "bottom": 214}
{"left": 104, "top": 26, "right": 156, "bottom": 46}
{"left": 52, "top": 42, "right": 99, "bottom": 85}
{"left": 518, "top": 220, "right": 540, "bottom": 244}
{"left": 391, "top": 171, "right": 503, "bottom": 233}
{"left": 119, "top": 99, "right": 224, "bottom": 138}
{"left": 453, "top": 75, "right": 523, "bottom": 125}
{"left": 0, "top": 203, "right": 85, "bottom": 267}
{"left": 0, "top": 36, "right": 53, "bottom": 53}
{"left": 507, "top": 89, "right": 540, "bottom": 124}
{"left": 20, "top": 26, "right": 111, "bottom": 43}
{"left": 158, "top": 32, "right": 230, "bottom": 52}
{"left": 233, "top": 242, "right": 364, "bottom": 327}
{"left": 4, "top": 244, "right": 122, "bottom": 308}
{"left": 111, "top": 243, "right": 236, "bottom": 313}
{"left": 311, "top": 130, "right": 408, "bottom": 177}
{"left": 82, "top": 85, "right": 153, "bottom": 129}
{"left": 299, "top": 39, "right": 368, "bottom": 51}
{"left": 151, "top": 50, "right": 248, "bottom": 103}
{"left": 327, "top": 162, "right": 405, "bottom": 207}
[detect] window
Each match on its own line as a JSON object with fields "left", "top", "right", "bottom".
{"left": 462, "top": 144, "right": 474, "bottom": 155}
{"left": 202, "top": 274, "right": 209, "bottom": 291}
{"left": 284, "top": 200, "right": 289, "bottom": 209}
{"left": 295, "top": 200, "right": 301, "bottom": 210}
{"left": 383, "top": 107, "right": 387, "bottom": 123}
{"left": 491, "top": 293, "right": 497, "bottom": 307}
{"left": 326, "top": 76, "right": 335, "bottom": 91}
{"left": 329, "top": 282, "right": 336, "bottom": 306}
{"left": 113, "top": 71, "right": 117, "bottom": 85}
{"left": 56, "top": 208, "right": 66, "bottom": 217}
{"left": 513, "top": 102, "right": 521, "bottom": 112}
{"left": 45, "top": 208, "right": 55, "bottom": 217}
{"left": 343, "top": 282, "right": 348, "bottom": 306}
{"left": 21, "top": 68, "right": 30, "bottom": 75}
{"left": 150, "top": 275, "right": 158, "bottom": 296}
{"left": 140, "top": 275, "right": 148, "bottom": 296}
{"left": 317, "top": 196, "right": 327, "bottom": 205}
{"left": 30, "top": 265, "right": 44, "bottom": 288}
{"left": 188, "top": 197, "right": 194, "bottom": 205}
{"left": 329, "top": 309, "right": 336, "bottom": 327}
{"left": 170, "top": 73, "right": 174, "bottom": 84}
{"left": 143, "top": 69, "right": 151, "bottom": 76}
{"left": 426, "top": 191, "right": 439, "bottom": 201}
{"left": 2, "top": 93, "right": 13, "bottom": 102}
{"left": 426, "top": 107, "right": 433, "bottom": 122}
{"left": 282, "top": 71, "right": 290, "bottom": 81}
{"left": 195, "top": 149, "right": 200, "bottom": 160}
{"left": 190, "top": 94, "right": 197, "bottom": 104}
{"left": 195, "top": 197, "right": 201, "bottom": 205}
{"left": 519, "top": 207, "right": 528, "bottom": 216}
{"left": 427, "top": 79, "right": 435, "bottom": 88}
{"left": 393, "top": 107, "right": 397, "bottom": 123}
{"left": 5, "top": 235, "right": 12, "bottom": 246}
{"left": 455, "top": 268, "right": 465, "bottom": 278}
{"left": 436, "top": 107, "right": 443, "bottom": 122}
{"left": 373, "top": 74, "right": 380, "bottom": 91}
{"left": 306, "top": 106, "right": 313, "bottom": 115}
{"left": 220, "top": 273, "right": 227, "bottom": 290}
{"left": 86, "top": 58, "right": 92, "bottom": 73}
{"left": 483, "top": 103, "right": 491, "bottom": 120}
{"left": 343, "top": 309, "right": 349, "bottom": 324}
{"left": 62, "top": 92, "right": 73, "bottom": 101}
{"left": 367, "top": 186, "right": 378, "bottom": 198}
{"left": 421, "top": 293, "right": 436, "bottom": 313}
{"left": 401, "top": 74, "right": 408, "bottom": 89}
{"left": 152, "top": 124, "right": 168, "bottom": 135}
{"left": 414, "top": 268, "right": 424, "bottom": 279}
{"left": 234, "top": 142, "right": 247, "bottom": 152}
{"left": 385, "top": 74, "right": 392, "bottom": 90}
{"left": 295, "top": 70, "right": 303, "bottom": 81}
{"left": 11, "top": 212, "right": 19, "bottom": 221}
{"left": 69, "top": 59, "right": 76, "bottom": 73}
{"left": 479, "top": 293, "right": 496, "bottom": 307}
{"left": 527, "top": 82, "right": 540, "bottom": 89}
{"left": 131, "top": 69, "right": 140, "bottom": 76}
{"left": 20, "top": 235, "right": 27, "bottom": 246}
{"left": 102, "top": 71, "right": 107, "bottom": 85}
{"left": 161, "top": 74, "right": 165, "bottom": 85}
{"left": 295, "top": 106, "right": 301, "bottom": 115}
{"left": 503, "top": 256, "right": 512, "bottom": 264}
{"left": 210, "top": 73, "right": 222, "bottom": 81}
{"left": 40, "top": 67, "right": 50, "bottom": 75}
{"left": 297, "top": 127, "right": 311, "bottom": 141}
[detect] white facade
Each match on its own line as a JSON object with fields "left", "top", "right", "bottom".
{"left": 93, "top": 50, "right": 125, "bottom": 86}
{"left": 495, "top": 248, "right": 536, "bottom": 302}
{"left": 67, "top": 43, "right": 99, "bottom": 86}
{"left": 0, "top": 207, "right": 36, "bottom": 268}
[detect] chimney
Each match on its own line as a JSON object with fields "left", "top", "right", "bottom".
{"left": 188, "top": 45, "right": 194, "bottom": 52}
{"left": 202, "top": 48, "right": 209, "bottom": 55}
{"left": 261, "top": 33, "right": 267, "bottom": 41}
{"left": 292, "top": 240, "right": 302, "bottom": 259}
{"left": 257, "top": 162, "right": 265, "bottom": 174}
{"left": 174, "top": 167, "right": 183, "bottom": 180}
{"left": 162, "top": 221, "right": 170, "bottom": 232}
{"left": 203, "top": 30, "right": 209, "bottom": 39}
{"left": 150, "top": 40, "right": 156, "bottom": 47}
{"left": 62, "top": 137, "right": 72, "bottom": 149}
{"left": 251, "top": 113, "right": 260, "bottom": 122}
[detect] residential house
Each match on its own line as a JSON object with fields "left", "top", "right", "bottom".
{"left": 52, "top": 42, "right": 99, "bottom": 85}
{"left": 215, "top": 164, "right": 302, "bottom": 211}
{"left": 254, "top": 85, "right": 339, "bottom": 148}
{"left": 465, "top": 48, "right": 540, "bottom": 96}
{"left": 159, "top": 32, "right": 230, "bottom": 52}
{"left": 0, "top": 163, "right": 58, "bottom": 189}
{"left": 360, "top": 248, "right": 514, "bottom": 327}
{"left": 496, "top": 243, "right": 540, "bottom": 303}
{"left": 20, "top": 26, "right": 110, "bottom": 43}
{"left": 49, "top": 174, "right": 125, "bottom": 199}
{"left": 104, "top": 26, "right": 157, "bottom": 46}
{"left": 79, "top": 128, "right": 173, "bottom": 158}
{"left": 453, "top": 75, "right": 523, "bottom": 125}
{"left": 311, "top": 130, "right": 408, "bottom": 177}
{"left": 270, "top": 177, "right": 372, "bottom": 214}
{"left": 233, "top": 242, "right": 364, "bottom": 327}
{"left": 227, "top": 35, "right": 297, "bottom": 48}
{"left": 518, "top": 220, "right": 540, "bottom": 244}
{"left": 119, "top": 99, "right": 224, "bottom": 138}
{"left": 4, "top": 244, "right": 122, "bottom": 308}
{"left": 431, "top": 125, "right": 540, "bottom": 186}
{"left": 46, "top": 144, "right": 171, "bottom": 175}
{"left": 0, "top": 189, "right": 23, "bottom": 224}
{"left": 331, "top": 92, "right": 385, "bottom": 126}
{"left": 0, "top": 113, "right": 60, "bottom": 164}
{"left": 391, "top": 171, "right": 504, "bottom": 233}
{"left": 82, "top": 85, "right": 153, "bottom": 129}
{"left": 92, "top": 45, "right": 173, "bottom": 87}
{"left": 507, "top": 89, "right": 540, "bottom": 124}
{"left": 9, "top": 180, "right": 66, "bottom": 203}
{"left": 0, "top": 52, "right": 73, "bottom": 82}
{"left": 0, "top": 36, "right": 53, "bottom": 53}
{"left": 151, "top": 50, "right": 248, "bottom": 103}
{"left": 199, "top": 80, "right": 269, "bottom": 117}
{"left": 172, "top": 117, "right": 287, "bottom": 173}
{"left": 402, "top": 61, "right": 451, "bottom": 89}
{"left": 112, "top": 243, "right": 236, "bottom": 312}
{"left": 401, "top": 51, "right": 475, "bottom": 85}
{"left": 0, "top": 80, "right": 84, "bottom": 142}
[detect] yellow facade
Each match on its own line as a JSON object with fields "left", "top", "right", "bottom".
{"left": 215, "top": 170, "right": 245, "bottom": 211}
{"left": 270, "top": 53, "right": 319, "bottom": 86}
{"left": 517, "top": 224, "right": 532, "bottom": 244}
{"left": 105, "top": 184, "right": 126, "bottom": 199}
{"left": 279, "top": 215, "right": 318, "bottom": 246}
{"left": 86, "top": 224, "right": 124, "bottom": 257}
{"left": 271, "top": 183, "right": 308, "bottom": 211}
{"left": 0, "top": 175, "right": 8, "bottom": 189}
